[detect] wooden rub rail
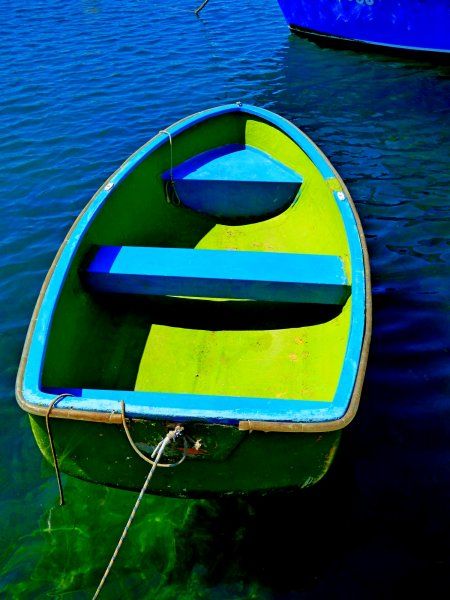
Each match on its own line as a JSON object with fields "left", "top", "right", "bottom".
{"left": 83, "top": 246, "right": 351, "bottom": 305}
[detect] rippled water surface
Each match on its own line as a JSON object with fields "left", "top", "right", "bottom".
{"left": 1, "top": 1, "right": 449, "bottom": 598}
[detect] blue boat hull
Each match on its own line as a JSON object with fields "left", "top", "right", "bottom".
{"left": 277, "top": 0, "right": 450, "bottom": 59}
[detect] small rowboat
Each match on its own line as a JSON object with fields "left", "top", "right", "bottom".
{"left": 16, "top": 104, "right": 371, "bottom": 497}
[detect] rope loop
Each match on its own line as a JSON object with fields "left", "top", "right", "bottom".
{"left": 121, "top": 400, "right": 187, "bottom": 468}
{"left": 45, "top": 393, "right": 74, "bottom": 506}
{"left": 164, "top": 179, "right": 182, "bottom": 206}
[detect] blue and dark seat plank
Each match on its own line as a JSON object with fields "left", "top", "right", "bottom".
{"left": 83, "top": 246, "right": 350, "bottom": 305}
{"left": 162, "top": 144, "right": 303, "bottom": 220}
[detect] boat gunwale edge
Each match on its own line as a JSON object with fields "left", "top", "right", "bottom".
{"left": 289, "top": 24, "right": 450, "bottom": 61}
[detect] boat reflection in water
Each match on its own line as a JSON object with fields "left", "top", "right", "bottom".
{"left": 277, "top": 0, "right": 450, "bottom": 61}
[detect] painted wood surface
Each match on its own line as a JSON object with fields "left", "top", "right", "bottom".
{"left": 162, "top": 143, "right": 302, "bottom": 220}
{"left": 277, "top": 0, "right": 450, "bottom": 57}
{"left": 84, "top": 246, "right": 350, "bottom": 305}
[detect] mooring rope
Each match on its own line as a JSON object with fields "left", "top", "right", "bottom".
{"left": 45, "top": 393, "right": 74, "bottom": 506}
{"left": 194, "top": 0, "right": 210, "bottom": 16}
{"left": 92, "top": 413, "right": 185, "bottom": 599}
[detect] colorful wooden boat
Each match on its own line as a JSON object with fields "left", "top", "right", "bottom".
{"left": 277, "top": 0, "right": 450, "bottom": 60}
{"left": 16, "top": 104, "right": 371, "bottom": 497}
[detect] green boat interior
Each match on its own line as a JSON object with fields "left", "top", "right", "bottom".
{"left": 41, "top": 112, "right": 352, "bottom": 404}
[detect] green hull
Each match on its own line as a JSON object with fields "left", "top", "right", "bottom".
{"left": 30, "top": 415, "right": 340, "bottom": 497}
{"left": 17, "top": 105, "right": 370, "bottom": 497}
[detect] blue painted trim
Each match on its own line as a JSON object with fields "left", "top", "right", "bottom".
{"left": 22, "top": 103, "right": 366, "bottom": 425}
{"left": 332, "top": 191, "right": 366, "bottom": 415}
{"left": 41, "top": 387, "right": 337, "bottom": 424}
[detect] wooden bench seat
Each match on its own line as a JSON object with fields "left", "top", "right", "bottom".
{"left": 83, "top": 246, "right": 350, "bottom": 305}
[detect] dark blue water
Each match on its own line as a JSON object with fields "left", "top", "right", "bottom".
{"left": 1, "top": 1, "right": 449, "bottom": 597}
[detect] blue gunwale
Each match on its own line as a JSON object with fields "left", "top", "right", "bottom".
{"left": 19, "top": 103, "right": 369, "bottom": 429}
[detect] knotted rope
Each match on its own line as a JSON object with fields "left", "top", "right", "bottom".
{"left": 45, "top": 393, "right": 74, "bottom": 506}
{"left": 121, "top": 400, "right": 187, "bottom": 467}
{"left": 92, "top": 405, "right": 186, "bottom": 599}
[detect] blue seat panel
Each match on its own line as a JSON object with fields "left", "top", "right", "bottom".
{"left": 162, "top": 144, "right": 302, "bottom": 220}
{"left": 84, "top": 246, "right": 350, "bottom": 305}
{"left": 164, "top": 144, "right": 302, "bottom": 183}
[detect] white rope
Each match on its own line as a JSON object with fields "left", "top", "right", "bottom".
{"left": 159, "top": 129, "right": 182, "bottom": 206}
{"left": 159, "top": 129, "right": 174, "bottom": 182}
{"left": 121, "top": 400, "right": 187, "bottom": 467}
{"left": 92, "top": 425, "right": 184, "bottom": 599}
